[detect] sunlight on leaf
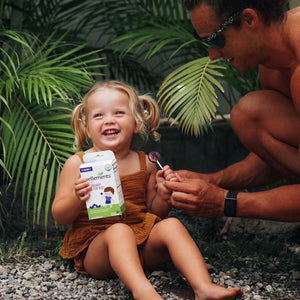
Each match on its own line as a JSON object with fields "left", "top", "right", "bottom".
{"left": 157, "top": 57, "right": 225, "bottom": 137}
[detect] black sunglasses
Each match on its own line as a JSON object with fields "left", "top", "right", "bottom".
{"left": 194, "top": 11, "right": 241, "bottom": 49}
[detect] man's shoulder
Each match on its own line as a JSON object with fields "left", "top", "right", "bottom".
{"left": 286, "top": 8, "right": 300, "bottom": 51}
{"left": 259, "top": 65, "right": 291, "bottom": 96}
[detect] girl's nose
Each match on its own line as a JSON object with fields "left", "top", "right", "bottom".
{"left": 208, "top": 48, "right": 222, "bottom": 60}
{"left": 104, "top": 115, "right": 115, "bottom": 124}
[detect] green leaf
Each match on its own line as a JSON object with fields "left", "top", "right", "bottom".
{"left": 1, "top": 98, "right": 75, "bottom": 228}
{"left": 157, "top": 57, "right": 226, "bottom": 136}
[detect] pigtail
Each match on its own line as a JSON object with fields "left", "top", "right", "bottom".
{"left": 71, "top": 103, "right": 87, "bottom": 150}
{"left": 139, "top": 95, "right": 161, "bottom": 141}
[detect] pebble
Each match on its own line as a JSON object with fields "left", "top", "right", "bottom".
{"left": 0, "top": 255, "right": 299, "bottom": 299}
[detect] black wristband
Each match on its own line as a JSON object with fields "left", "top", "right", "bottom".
{"left": 224, "top": 190, "right": 238, "bottom": 217}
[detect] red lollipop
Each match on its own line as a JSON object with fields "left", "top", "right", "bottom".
{"left": 148, "top": 151, "right": 163, "bottom": 169}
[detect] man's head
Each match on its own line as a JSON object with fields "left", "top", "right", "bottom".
{"left": 184, "top": 0, "right": 288, "bottom": 25}
{"left": 187, "top": 0, "right": 289, "bottom": 72}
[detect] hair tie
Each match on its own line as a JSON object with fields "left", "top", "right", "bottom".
{"left": 144, "top": 109, "right": 149, "bottom": 119}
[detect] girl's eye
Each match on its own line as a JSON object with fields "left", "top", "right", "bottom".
{"left": 115, "top": 111, "right": 125, "bottom": 115}
{"left": 94, "top": 113, "right": 103, "bottom": 118}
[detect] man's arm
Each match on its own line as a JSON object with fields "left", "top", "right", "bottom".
{"left": 176, "top": 152, "right": 281, "bottom": 190}
{"left": 208, "top": 152, "right": 281, "bottom": 189}
{"left": 237, "top": 184, "right": 300, "bottom": 222}
{"left": 165, "top": 178, "right": 300, "bottom": 222}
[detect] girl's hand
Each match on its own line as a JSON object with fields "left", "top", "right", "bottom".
{"left": 74, "top": 178, "right": 92, "bottom": 202}
{"left": 156, "top": 165, "right": 178, "bottom": 199}
{"left": 163, "top": 166, "right": 179, "bottom": 182}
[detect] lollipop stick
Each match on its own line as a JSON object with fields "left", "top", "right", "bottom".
{"left": 156, "top": 160, "right": 163, "bottom": 170}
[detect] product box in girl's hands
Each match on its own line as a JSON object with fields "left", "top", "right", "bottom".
{"left": 79, "top": 150, "right": 125, "bottom": 220}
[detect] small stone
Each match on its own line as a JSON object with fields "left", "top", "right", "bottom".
{"left": 151, "top": 270, "right": 167, "bottom": 277}
{"left": 256, "top": 282, "right": 264, "bottom": 289}
{"left": 206, "top": 263, "right": 215, "bottom": 271}
{"left": 265, "top": 285, "right": 273, "bottom": 292}
{"left": 49, "top": 272, "right": 60, "bottom": 280}
{"left": 0, "top": 266, "right": 8, "bottom": 279}
{"left": 23, "top": 271, "right": 33, "bottom": 280}
{"left": 224, "top": 279, "right": 235, "bottom": 286}
{"left": 292, "top": 271, "right": 300, "bottom": 280}
{"left": 42, "top": 262, "right": 53, "bottom": 271}
{"left": 65, "top": 272, "right": 77, "bottom": 280}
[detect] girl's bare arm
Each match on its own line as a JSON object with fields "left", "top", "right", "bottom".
{"left": 146, "top": 159, "right": 175, "bottom": 218}
{"left": 52, "top": 155, "right": 91, "bottom": 225}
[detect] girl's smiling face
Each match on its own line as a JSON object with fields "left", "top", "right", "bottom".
{"left": 85, "top": 87, "right": 140, "bottom": 152}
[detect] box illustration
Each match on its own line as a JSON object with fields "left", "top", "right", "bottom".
{"left": 79, "top": 150, "right": 125, "bottom": 220}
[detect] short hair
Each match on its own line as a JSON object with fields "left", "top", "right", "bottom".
{"left": 183, "top": 0, "right": 289, "bottom": 24}
{"left": 72, "top": 80, "right": 161, "bottom": 150}
{"left": 104, "top": 186, "right": 114, "bottom": 194}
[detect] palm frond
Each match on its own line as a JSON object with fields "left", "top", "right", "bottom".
{"left": 2, "top": 100, "right": 75, "bottom": 228}
{"left": 53, "top": 0, "right": 190, "bottom": 36}
{"left": 103, "top": 49, "right": 162, "bottom": 93}
{"left": 112, "top": 22, "right": 199, "bottom": 60}
{"left": 0, "top": 29, "right": 105, "bottom": 231}
{"left": 157, "top": 57, "right": 226, "bottom": 136}
{"left": 1, "top": 30, "right": 105, "bottom": 106}
{"left": 0, "top": 134, "right": 12, "bottom": 179}
{"left": 18, "top": 36, "right": 104, "bottom": 106}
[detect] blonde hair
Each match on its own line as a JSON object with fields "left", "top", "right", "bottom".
{"left": 71, "top": 80, "right": 161, "bottom": 150}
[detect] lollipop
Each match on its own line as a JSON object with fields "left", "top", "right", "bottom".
{"left": 148, "top": 151, "right": 163, "bottom": 169}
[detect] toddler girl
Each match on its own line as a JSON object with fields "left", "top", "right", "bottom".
{"left": 52, "top": 80, "right": 242, "bottom": 300}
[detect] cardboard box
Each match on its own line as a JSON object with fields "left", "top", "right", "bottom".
{"left": 79, "top": 150, "right": 125, "bottom": 220}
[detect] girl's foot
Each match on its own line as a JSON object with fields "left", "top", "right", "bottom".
{"left": 132, "top": 285, "right": 163, "bottom": 300}
{"left": 195, "top": 283, "right": 243, "bottom": 300}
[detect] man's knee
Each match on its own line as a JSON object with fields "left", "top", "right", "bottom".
{"left": 230, "top": 91, "right": 264, "bottom": 132}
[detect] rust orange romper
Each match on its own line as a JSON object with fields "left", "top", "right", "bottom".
{"left": 59, "top": 151, "right": 161, "bottom": 275}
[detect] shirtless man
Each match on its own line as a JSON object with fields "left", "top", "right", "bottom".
{"left": 165, "top": 0, "right": 300, "bottom": 222}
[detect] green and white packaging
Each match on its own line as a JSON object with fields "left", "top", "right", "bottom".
{"left": 80, "top": 150, "right": 125, "bottom": 220}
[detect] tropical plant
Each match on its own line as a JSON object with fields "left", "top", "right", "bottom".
{"left": 157, "top": 57, "right": 226, "bottom": 136}
{"left": 0, "top": 29, "right": 104, "bottom": 233}
{"left": 290, "top": 0, "right": 300, "bottom": 8}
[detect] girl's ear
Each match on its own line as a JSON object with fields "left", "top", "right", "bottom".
{"left": 84, "top": 122, "right": 91, "bottom": 138}
{"left": 134, "top": 120, "right": 142, "bottom": 134}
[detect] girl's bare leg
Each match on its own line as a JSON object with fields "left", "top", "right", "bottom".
{"left": 141, "top": 218, "right": 243, "bottom": 300}
{"left": 83, "top": 223, "right": 162, "bottom": 300}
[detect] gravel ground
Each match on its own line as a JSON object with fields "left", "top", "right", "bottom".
{"left": 0, "top": 211, "right": 299, "bottom": 299}
{"left": 0, "top": 252, "right": 299, "bottom": 300}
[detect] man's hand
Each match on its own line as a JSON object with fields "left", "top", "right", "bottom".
{"left": 164, "top": 178, "right": 227, "bottom": 218}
